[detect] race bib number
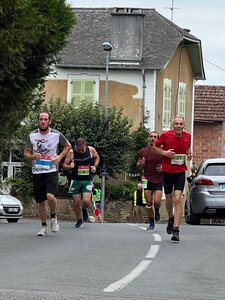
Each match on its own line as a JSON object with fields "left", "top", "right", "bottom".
{"left": 141, "top": 177, "right": 147, "bottom": 189}
{"left": 35, "top": 155, "right": 51, "bottom": 170}
{"left": 78, "top": 165, "right": 90, "bottom": 176}
{"left": 171, "top": 154, "right": 186, "bottom": 165}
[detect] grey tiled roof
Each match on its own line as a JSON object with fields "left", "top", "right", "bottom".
{"left": 194, "top": 85, "right": 225, "bottom": 121}
{"left": 57, "top": 7, "right": 204, "bottom": 79}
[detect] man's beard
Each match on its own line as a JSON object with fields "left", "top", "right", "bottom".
{"left": 39, "top": 126, "right": 49, "bottom": 132}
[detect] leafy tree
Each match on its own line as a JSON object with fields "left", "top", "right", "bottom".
{"left": 0, "top": 0, "right": 75, "bottom": 159}
{"left": 126, "top": 127, "right": 150, "bottom": 178}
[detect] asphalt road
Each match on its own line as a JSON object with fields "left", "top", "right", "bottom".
{"left": 0, "top": 218, "right": 225, "bottom": 300}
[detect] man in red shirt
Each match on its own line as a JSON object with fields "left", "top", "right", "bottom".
{"left": 153, "top": 116, "right": 192, "bottom": 242}
{"left": 137, "top": 131, "right": 163, "bottom": 231}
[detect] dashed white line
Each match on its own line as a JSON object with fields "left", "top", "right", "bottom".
{"left": 103, "top": 224, "right": 162, "bottom": 293}
{"left": 103, "top": 260, "right": 151, "bottom": 292}
{"left": 145, "top": 244, "right": 160, "bottom": 259}
{"left": 152, "top": 233, "right": 162, "bottom": 242}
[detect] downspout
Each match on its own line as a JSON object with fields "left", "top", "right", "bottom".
{"left": 141, "top": 69, "right": 146, "bottom": 129}
{"left": 191, "top": 80, "right": 195, "bottom": 163}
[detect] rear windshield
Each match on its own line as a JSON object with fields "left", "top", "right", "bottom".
{"left": 204, "top": 164, "right": 225, "bottom": 176}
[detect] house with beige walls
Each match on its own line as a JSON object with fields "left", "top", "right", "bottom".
{"left": 45, "top": 7, "right": 205, "bottom": 135}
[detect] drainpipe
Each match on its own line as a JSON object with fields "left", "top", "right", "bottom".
{"left": 141, "top": 69, "right": 146, "bottom": 129}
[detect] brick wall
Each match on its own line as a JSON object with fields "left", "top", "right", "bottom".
{"left": 193, "top": 121, "right": 223, "bottom": 166}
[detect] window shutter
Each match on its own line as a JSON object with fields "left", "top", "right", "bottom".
{"left": 162, "top": 79, "right": 171, "bottom": 130}
{"left": 71, "top": 80, "right": 82, "bottom": 106}
{"left": 70, "top": 80, "right": 95, "bottom": 106}
{"left": 178, "top": 82, "right": 186, "bottom": 117}
{"left": 82, "top": 80, "right": 95, "bottom": 103}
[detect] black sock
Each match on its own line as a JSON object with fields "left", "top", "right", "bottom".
{"left": 50, "top": 212, "right": 56, "bottom": 219}
{"left": 42, "top": 222, "right": 47, "bottom": 227}
{"left": 149, "top": 217, "right": 154, "bottom": 223}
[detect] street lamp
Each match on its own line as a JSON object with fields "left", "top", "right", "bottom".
{"left": 100, "top": 41, "right": 112, "bottom": 219}
{"left": 102, "top": 41, "right": 112, "bottom": 118}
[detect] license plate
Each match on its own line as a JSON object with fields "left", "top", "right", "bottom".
{"left": 8, "top": 207, "right": 19, "bottom": 212}
{"left": 219, "top": 183, "right": 225, "bottom": 190}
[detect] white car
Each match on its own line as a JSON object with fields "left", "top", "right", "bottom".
{"left": 0, "top": 189, "right": 23, "bottom": 223}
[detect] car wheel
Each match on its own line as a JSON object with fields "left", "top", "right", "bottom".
{"left": 184, "top": 201, "right": 191, "bottom": 224}
{"left": 190, "top": 206, "right": 201, "bottom": 225}
{"left": 7, "top": 218, "right": 19, "bottom": 223}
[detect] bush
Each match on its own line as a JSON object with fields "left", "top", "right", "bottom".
{"left": 106, "top": 180, "right": 138, "bottom": 201}
{"left": 4, "top": 178, "right": 33, "bottom": 205}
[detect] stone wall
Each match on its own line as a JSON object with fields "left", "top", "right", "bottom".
{"left": 24, "top": 198, "right": 224, "bottom": 225}
{"left": 23, "top": 198, "right": 169, "bottom": 223}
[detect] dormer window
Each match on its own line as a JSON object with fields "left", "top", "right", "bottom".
{"left": 110, "top": 8, "right": 144, "bottom": 62}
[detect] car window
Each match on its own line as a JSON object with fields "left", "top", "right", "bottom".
{"left": 204, "top": 164, "right": 225, "bottom": 176}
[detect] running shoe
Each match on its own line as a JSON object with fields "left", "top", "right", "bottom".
{"left": 51, "top": 217, "right": 59, "bottom": 232}
{"left": 75, "top": 219, "right": 83, "bottom": 229}
{"left": 166, "top": 216, "right": 174, "bottom": 234}
{"left": 155, "top": 208, "right": 160, "bottom": 222}
{"left": 37, "top": 226, "right": 48, "bottom": 236}
{"left": 147, "top": 222, "right": 155, "bottom": 231}
{"left": 171, "top": 228, "right": 180, "bottom": 242}
{"left": 82, "top": 207, "right": 89, "bottom": 222}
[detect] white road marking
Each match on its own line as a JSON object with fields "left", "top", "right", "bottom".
{"left": 103, "top": 223, "right": 162, "bottom": 293}
{"left": 152, "top": 233, "right": 162, "bottom": 242}
{"left": 139, "top": 226, "right": 147, "bottom": 230}
{"left": 145, "top": 245, "right": 160, "bottom": 259}
{"left": 103, "top": 260, "right": 151, "bottom": 292}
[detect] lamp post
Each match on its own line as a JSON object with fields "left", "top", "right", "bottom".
{"left": 102, "top": 41, "right": 112, "bottom": 117}
{"left": 101, "top": 41, "right": 112, "bottom": 219}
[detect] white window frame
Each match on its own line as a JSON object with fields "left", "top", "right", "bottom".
{"left": 67, "top": 74, "right": 100, "bottom": 105}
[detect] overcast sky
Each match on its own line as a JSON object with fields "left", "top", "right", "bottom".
{"left": 67, "top": 0, "right": 225, "bottom": 86}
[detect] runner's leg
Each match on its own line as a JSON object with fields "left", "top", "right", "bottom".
{"left": 173, "top": 190, "right": 183, "bottom": 228}
{"left": 144, "top": 190, "right": 154, "bottom": 219}
{"left": 72, "top": 194, "right": 82, "bottom": 220}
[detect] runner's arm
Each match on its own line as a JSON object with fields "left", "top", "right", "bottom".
{"left": 152, "top": 145, "right": 175, "bottom": 158}
{"left": 62, "top": 149, "right": 74, "bottom": 170}
{"left": 90, "top": 148, "right": 100, "bottom": 174}
{"left": 56, "top": 141, "right": 71, "bottom": 162}
{"left": 24, "top": 146, "right": 37, "bottom": 161}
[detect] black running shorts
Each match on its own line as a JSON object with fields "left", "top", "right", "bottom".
{"left": 33, "top": 172, "right": 58, "bottom": 203}
{"left": 145, "top": 181, "right": 162, "bottom": 191}
{"left": 163, "top": 172, "right": 185, "bottom": 194}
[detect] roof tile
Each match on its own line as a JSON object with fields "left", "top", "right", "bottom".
{"left": 194, "top": 85, "right": 225, "bottom": 121}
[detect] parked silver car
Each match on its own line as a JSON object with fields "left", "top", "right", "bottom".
{"left": 0, "top": 190, "right": 23, "bottom": 223}
{"left": 185, "top": 158, "right": 225, "bottom": 225}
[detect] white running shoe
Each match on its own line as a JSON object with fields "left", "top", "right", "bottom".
{"left": 37, "top": 226, "right": 48, "bottom": 236}
{"left": 51, "top": 218, "right": 59, "bottom": 232}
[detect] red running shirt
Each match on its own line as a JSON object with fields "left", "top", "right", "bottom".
{"left": 138, "top": 146, "right": 163, "bottom": 183}
{"left": 154, "top": 130, "right": 191, "bottom": 173}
